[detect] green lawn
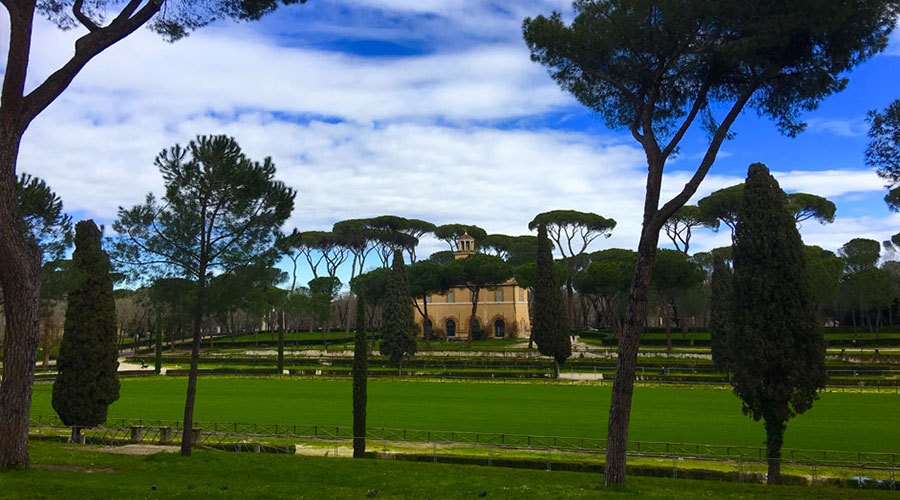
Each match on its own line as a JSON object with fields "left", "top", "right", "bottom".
{"left": 3, "top": 440, "right": 892, "bottom": 499}
{"left": 30, "top": 378, "right": 900, "bottom": 453}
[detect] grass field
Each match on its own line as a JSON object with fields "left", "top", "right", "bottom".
{"left": 4, "top": 440, "right": 893, "bottom": 499}
{"left": 30, "top": 378, "right": 900, "bottom": 453}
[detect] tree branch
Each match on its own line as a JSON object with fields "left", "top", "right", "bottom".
{"left": 654, "top": 82, "right": 762, "bottom": 228}
{"left": 20, "top": 0, "right": 163, "bottom": 129}
{"left": 661, "top": 79, "right": 711, "bottom": 159}
{"left": 72, "top": 0, "right": 100, "bottom": 32}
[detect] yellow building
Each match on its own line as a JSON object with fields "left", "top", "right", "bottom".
{"left": 414, "top": 233, "right": 531, "bottom": 340}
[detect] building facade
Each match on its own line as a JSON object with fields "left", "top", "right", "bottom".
{"left": 413, "top": 233, "right": 532, "bottom": 340}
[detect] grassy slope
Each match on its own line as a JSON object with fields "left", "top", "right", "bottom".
{"left": 30, "top": 378, "right": 900, "bottom": 453}
{"left": 4, "top": 441, "right": 893, "bottom": 499}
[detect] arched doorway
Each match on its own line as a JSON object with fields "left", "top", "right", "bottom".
{"left": 494, "top": 319, "right": 505, "bottom": 338}
{"left": 445, "top": 319, "right": 456, "bottom": 337}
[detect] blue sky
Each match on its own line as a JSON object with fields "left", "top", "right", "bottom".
{"left": 3, "top": 1, "right": 899, "bottom": 287}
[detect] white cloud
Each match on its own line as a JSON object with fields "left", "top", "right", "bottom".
{"left": 805, "top": 117, "right": 868, "bottom": 137}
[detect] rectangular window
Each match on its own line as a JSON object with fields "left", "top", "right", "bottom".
{"left": 519, "top": 290, "right": 524, "bottom": 301}
{"left": 448, "top": 292, "right": 454, "bottom": 303}
{"left": 495, "top": 290, "right": 503, "bottom": 302}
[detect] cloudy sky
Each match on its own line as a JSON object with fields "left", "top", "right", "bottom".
{"left": 4, "top": 1, "right": 900, "bottom": 285}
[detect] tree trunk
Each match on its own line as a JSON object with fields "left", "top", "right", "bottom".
{"left": 0, "top": 86, "right": 42, "bottom": 467}
{"left": 154, "top": 317, "right": 162, "bottom": 375}
{"left": 662, "top": 293, "right": 672, "bottom": 353}
{"left": 180, "top": 269, "right": 208, "bottom": 457}
{"left": 423, "top": 295, "right": 431, "bottom": 348}
{"left": 352, "top": 297, "right": 367, "bottom": 458}
{"left": 765, "top": 418, "right": 785, "bottom": 484}
{"left": 604, "top": 230, "right": 660, "bottom": 486}
{"left": 70, "top": 426, "right": 81, "bottom": 443}
{"left": 42, "top": 348, "right": 49, "bottom": 367}
{"left": 467, "top": 288, "right": 480, "bottom": 348}
{"left": 554, "top": 359, "right": 560, "bottom": 379}
{"left": 277, "top": 310, "right": 285, "bottom": 373}
{"left": 566, "top": 280, "right": 575, "bottom": 331}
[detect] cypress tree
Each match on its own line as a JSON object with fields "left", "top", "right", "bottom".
{"left": 532, "top": 224, "right": 571, "bottom": 378}
{"left": 51, "top": 220, "right": 120, "bottom": 441}
{"left": 379, "top": 249, "right": 417, "bottom": 374}
{"left": 352, "top": 291, "right": 368, "bottom": 458}
{"left": 709, "top": 257, "right": 733, "bottom": 372}
{"left": 729, "top": 163, "right": 826, "bottom": 484}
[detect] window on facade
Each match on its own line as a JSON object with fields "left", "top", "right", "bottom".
{"left": 495, "top": 290, "right": 503, "bottom": 302}
{"left": 446, "top": 319, "right": 456, "bottom": 337}
{"left": 521, "top": 321, "right": 526, "bottom": 333}
{"left": 494, "top": 319, "right": 505, "bottom": 338}
{"left": 519, "top": 289, "right": 524, "bottom": 301}
{"left": 448, "top": 291, "right": 454, "bottom": 303}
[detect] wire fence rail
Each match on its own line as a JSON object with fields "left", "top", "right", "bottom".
{"left": 28, "top": 414, "right": 899, "bottom": 470}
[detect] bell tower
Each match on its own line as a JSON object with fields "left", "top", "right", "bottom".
{"left": 454, "top": 232, "right": 476, "bottom": 260}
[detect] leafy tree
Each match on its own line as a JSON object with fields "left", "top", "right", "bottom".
{"left": 444, "top": 253, "right": 514, "bottom": 347}
{"left": 379, "top": 250, "right": 417, "bottom": 373}
{"left": 278, "top": 230, "right": 329, "bottom": 282}
{"left": 51, "top": 220, "right": 119, "bottom": 442}
{"left": 528, "top": 210, "right": 616, "bottom": 330}
{"left": 15, "top": 174, "right": 73, "bottom": 262}
{"left": 698, "top": 185, "right": 745, "bottom": 239}
{"left": 662, "top": 205, "right": 715, "bottom": 255}
{"left": 523, "top": 1, "right": 896, "bottom": 484}
{"left": 352, "top": 290, "right": 367, "bottom": 458}
{"left": 700, "top": 184, "right": 835, "bottom": 239}
{"left": 728, "top": 163, "right": 825, "bottom": 484}
{"left": 786, "top": 193, "right": 836, "bottom": 225}
{"left": 574, "top": 249, "right": 635, "bottom": 338}
{"left": 433, "top": 224, "right": 487, "bottom": 252}
{"left": 708, "top": 257, "right": 733, "bottom": 372}
{"left": 112, "top": 135, "right": 294, "bottom": 456}
{"left": 531, "top": 224, "right": 571, "bottom": 378}
{"left": 866, "top": 99, "right": 900, "bottom": 209}
{"left": 651, "top": 249, "right": 704, "bottom": 351}
{"left": 428, "top": 250, "right": 456, "bottom": 265}
{"left": 839, "top": 238, "right": 881, "bottom": 274}
{"left": 407, "top": 260, "right": 450, "bottom": 347}
{"left": 351, "top": 267, "right": 391, "bottom": 346}
{"left": 804, "top": 246, "right": 844, "bottom": 319}
{"left": 308, "top": 276, "right": 341, "bottom": 347}
{"left": 365, "top": 215, "right": 435, "bottom": 262}
{"left": 0, "top": 0, "right": 308, "bottom": 468}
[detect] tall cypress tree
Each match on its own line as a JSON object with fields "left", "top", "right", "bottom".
{"left": 379, "top": 249, "right": 418, "bottom": 374}
{"left": 51, "top": 220, "right": 119, "bottom": 441}
{"left": 709, "top": 257, "right": 733, "bottom": 372}
{"left": 729, "top": 163, "right": 826, "bottom": 484}
{"left": 352, "top": 291, "right": 368, "bottom": 458}
{"left": 532, "top": 224, "right": 571, "bottom": 378}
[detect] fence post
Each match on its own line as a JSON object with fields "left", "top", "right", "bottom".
{"left": 159, "top": 426, "right": 173, "bottom": 445}
{"left": 130, "top": 425, "right": 145, "bottom": 444}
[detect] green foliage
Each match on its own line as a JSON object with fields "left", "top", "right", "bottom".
{"left": 709, "top": 257, "right": 733, "bottom": 372}
{"left": 433, "top": 224, "right": 488, "bottom": 251}
{"left": 524, "top": 0, "right": 898, "bottom": 139}
{"left": 866, "top": 99, "right": 900, "bottom": 197}
{"left": 428, "top": 250, "right": 455, "bottom": 265}
{"left": 350, "top": 267, "right": 391, "bottom": 305}
{"left": 37, "top": 0, "right": 308, "bottom": 41}
{"left": 14, "top": 173, "right": 73, "bottom": 262}
{"left": 379, "top": 250, "right": 417, "bottom": 368}
{"left": 728, "top": 163, "right": 826, "bottom": 482}
{"left": 51, "top": 220, "right": 119, "bottom": 430}
{"left": 803, "top": 246, "right": 844, "bottom": 311}
{"left": 662, "top": 205, "right": 717, "bottom": 254}
{"left": 527, "top": 210, "right": 616, "bottom": 260}
{"left": 352, "top": 291, "right": 367, "bottom": 458}
{"left": 787, "top": 193, "right": 836, "bottom": 224}
{"left": 112, "top": 135, "right": 295, "bottom": 284}
{"left": 839, "top": 238, "right": 881, "bottom": 274}
{"left": 407, "top": 260, "right": 448, "bottom": 299}
{"left": 531, "top": 224, "right": 571, "bottom": 371}
{"left": 698, "top": 185, "right": 745, "bottom": 234}
{"left": 652, "top": 249, "right": 704, "bottom": 298}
